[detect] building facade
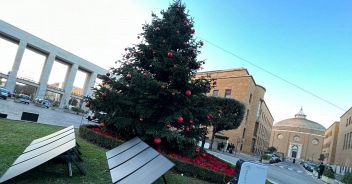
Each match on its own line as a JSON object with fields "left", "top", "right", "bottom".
{"left": 196, "top": 68, "right": 274, "bottom": 155}
{"left": 335, "top": 107, "right": 352, "bottom": 174}
{"left": 322, "top": 121, "right": 340, "bottom": 165}
{"left": 270, "top": 109, "right": 325, "bottom": 162}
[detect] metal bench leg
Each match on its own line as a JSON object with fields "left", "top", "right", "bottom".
{"left": 163, "top": 175, "right": 167, "bottom": 184}
{"left": 67, "top": 160, "right": 73, "bottom": 177}
{"left": 72, "top": 158, "right": 86, "bottom": 175}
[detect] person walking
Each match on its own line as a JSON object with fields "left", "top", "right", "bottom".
{"left": 318, "top": 162, "right": 325, "bottom": 179}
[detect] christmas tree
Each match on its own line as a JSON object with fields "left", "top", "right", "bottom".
{"left": 87, "top": 1, "right": 212, "bottom": 155}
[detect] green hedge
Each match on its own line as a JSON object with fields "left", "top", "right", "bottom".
{"left": 79, "top": 125, "right": 233, "bottom": 184}
{"left": 323, "top": 168, "right": 335, "bottom": 179}
{"left": 343, "top": 172, "right": 352, "bottom": 184}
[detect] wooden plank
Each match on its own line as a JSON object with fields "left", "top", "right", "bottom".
{"left": 109, "top": 147, "right": 159, "bottom": 183}
{"left": 0, "top": 140, "right": 76, "bottom": 183}
{"left": 118, "top": 154, "right": 175, "bottom": 184}
{"left": 12, "top": 133, "right": 75, "bottom": 165}
{"left": 107, "top": 141, "right": 149, "bottom": 169}
{"left": 106, "top": 137, "right": 141, "bottom": 159}
{"left": 24, "top": 129, "right": 74, "bottom": 153}
{"left": 30, "top": 126, "right": 74, "bottom": 145}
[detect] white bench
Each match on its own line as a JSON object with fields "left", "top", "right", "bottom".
{"left": 106, "top": 137, "right": 174, "bottom": 184}
{"left": 0, "top": 125, "right": 84, "bottom": 183}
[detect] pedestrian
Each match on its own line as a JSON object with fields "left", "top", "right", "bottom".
{"left": 318, "top": 162, "right": 325, "bottom": 179}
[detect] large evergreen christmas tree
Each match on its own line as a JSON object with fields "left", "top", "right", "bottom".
{"left": 87, "top": 1, "right": 212, "bottom": 155}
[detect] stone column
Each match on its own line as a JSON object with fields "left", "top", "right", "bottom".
{"left": 83, "top": 72, "right": 97, "bottom": 97}
{"left": 36, "top": 53, "right": 55, "bottom": 99}
{"left": 5, "top": 40, "right": 27, "bottom": 93}
{"left": 59, "top": 63, "right": 78, "bottom": 108}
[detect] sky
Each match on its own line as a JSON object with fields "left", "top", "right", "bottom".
{"left": 0, "top": 0, "right": 352, "bottom": 128}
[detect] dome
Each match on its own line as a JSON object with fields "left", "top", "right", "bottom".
{"left": 274, "top": 108, "right": 325, "bottom": 132}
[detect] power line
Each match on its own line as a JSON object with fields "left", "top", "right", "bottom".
{"left": 198, "top": 36, "right": 346, "bottom": 112}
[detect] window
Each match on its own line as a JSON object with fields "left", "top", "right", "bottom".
{"left": 242, "top": 128, "right": 246, "bottom": 138}
{"left": 212, "top": 90, "right": 219, "bottom": 97}
{"left": 350, "top": 132, "right": 352, "bottom": 149}
{"left": 344, "top": 134, "right": 347, "bottom": 150}
{"left": 224, "top": 89, "right": 231, "bottom": 98}
{"left": 245, "top": 109, "right": 250, "bottom": 122}
{"left": 249, "top": 93, "right": 252, "bottom": 103}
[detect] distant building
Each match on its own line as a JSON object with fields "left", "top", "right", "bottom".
{"left": 270, "top": 108, "right": 325, "bottom": 162}
{"left": 322, "top": 121, "right": 340, "bottom": 165}
{"left": 335, "top": 107, "right": 352, "bottom": 174}
{"left": 196, "top": 68, "right": 274, "bottom": 155}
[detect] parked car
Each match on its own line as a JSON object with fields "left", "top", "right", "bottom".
{"left": 18, "top": 94, "right": 31, "bottom": 104}
{"left": 0, "top": 87, "right": 9, "bottom": 100}
{"left": 35, "top": 98, "right": 50, "bottom": 108}
{"left": 267, "top": 154, "right": 281, "bottom": 164}
{"left": 302, "top": 161, "right": 319, "bottom": 172}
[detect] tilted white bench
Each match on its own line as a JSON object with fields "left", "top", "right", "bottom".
{"left": 106, "top": 137, "right": 174, "bottom": 184}
{"left": 0, "top": 125, "right": 84, "bottom": 183}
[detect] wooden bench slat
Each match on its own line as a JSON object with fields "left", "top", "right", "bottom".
{"left": 107, "top": 141, "right": 149, "bottom": 169}
{"left": 118, "top": 154, "right": 175, "bottom": 184}
{"left": 24, "top": 129, "right": 74, "bottom": 153}
{"left": 106, "top": 137, "right": 141, "bottom": 159}
{"left": 13, "top": 133, "right": 75, "bottom": 165}
{"left": 0, "top": 140, "right": 76, "bottom": 183}
{"left": 30, "top": 125, "right": 74, "bottom": 145}
{"left": 110, "top": 147, "right": 159, "bottom": 183}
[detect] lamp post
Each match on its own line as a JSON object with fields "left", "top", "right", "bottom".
{"left": 235, "top": 137, "right": 243, "bottom": 156}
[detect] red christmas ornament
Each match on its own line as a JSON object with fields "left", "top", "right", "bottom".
{"left": 213, "top": 80, "right": 217, "bottom": 85}
{"left": 137, "top": 36, "right": 140, "bottom": 39}
{"left": 126, "top": 73, "right": 132, "bottom": 78}
{"left": 191, "top": 28, "right": 195, "bottom": 33}
{"left": 177, "top": 116, "right": 183, "bottom": 123}
{"left": 155, "top": 27, "right": 160, "bottom": 31}
{"left": 101, "top": 93, "right": 107, "bottom": 97}
{"left": 139, "top": 117, "right": 144, "bottom": 122}
{"left": 143, "top": 72, "right": 148, "bottom": 77}
{"left": 167, "top": 51, "right": 173, "bottom": 58}
{"left": 192, "top": 48, "right": 197, "bottom": 54}
{"left": 91, "top": 115, "right": 96, "bottom": 120}
{"left": 185, "top": 127, "right": 190, "bottom": 132}
{"left": 207, "top": 114, "right": 213, "bottom": 119}
{"left": 171, "top": 92, "right": 176, "bottom": 96}
{"left": 154, "top": 138, "right": 161, "bottom": 144}
{"left": 166, "top": 124, "right": 172, "bottom": 128}
{"left": 188, "top": 119, "right": 193, "bottom": 124}
{"left": 85, "top": 102, "right": 90, "bottom": 107}
{"left": 185, "top": 90, "right": 192, "bottom": 96}
{"left": 106, "top": 72, "right": 110, "bottom": 77}
{"left": 181, "top": 125, "right": 185, "bottom": 130}
{"left": 202, "top": 153, "right": 206, "bottom": 157}
{"left": 97, "top": 74, "right": 102, "bottom": 79}
{"left": 99, "top": 123, "right": 105, "bottom": 128}
{"left": 195, "top": 148, "right": 200, "bottom": 153}
{"left": 161, "top": 85, "right": 166, "bottom": 89}
{"left": 124, "top": 48, "right": 127, "bottom": 51}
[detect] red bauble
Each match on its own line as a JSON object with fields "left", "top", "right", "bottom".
{"left": 137, "top": 36, "right": 140, "bottom": 39}
{"left": 139, "top": 117, "right": 144, "bottom": 122}
{"left": 167, "top": 51, "right": 173, "bottom": 58}
{"left": 185, "top": 90, "right": 191, "bottom": 96}
{"left": 126, "top": 73, "right": 132, "bottom": 78}
{"left": 171, "top": 92, "right": 176, "bottom": 96}
{"left": 101, "top": 93, "right": 107, "bottom": 97}
{"left": 181, "top": 125, "right": 185, "bottom": 130}
{"left": 106, "top": 72, "right": 110, "bottom": 77}
{"left": 166, "top": 124, "right": 171, "bottom": 128}
{"left": 161, "top": 85, "right": 166, "bottom": 89}
{"left": 177, "top": 116, "right": 183, "bottom": 123}
{"left": 213, "top": 80, "right": 217, "bottom": 85}
{"left": 154, "top": 138, "right": 161, "bottom": 144}
{"left": 195, "top": 148, "right": 200, "bottom": 153}
{"left": 202, "top": 153, "right": 206, "bottom": 157}
{"left": 124, "top": 48, "right": 127, "bottom": 51}
{"left": 97, "top": 74, "right": 102, "bottom": 79}
{"left": 99, "top": 123, "right": 105, "bottom": 128}
{"left": 185, "top": 127, "right": 190, "bottom": 132}
{"left": 155, "top": 27, "right": 160, "bottom": 31}
{"left": 91, "top": 115, "right": 96, "bottom": 120}
{"left": 191, "top": 28, "right": 195, "bottom": 33}
{"left": 85, "top": 102, "right": 90, "bottom": 107}
{"left": 207, "top": 114, "right": 213, "bottom": 119}
{"left": 143, "top": 72, "right": 148, "bottom": 77}
{"left": 188, "top": 119, "right": 193, "bottom": 124}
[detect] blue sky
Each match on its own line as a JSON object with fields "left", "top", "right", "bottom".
{"left": 0, "top": 0, "right": 351, "bottom": 127}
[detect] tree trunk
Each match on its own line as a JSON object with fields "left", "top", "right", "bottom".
{"left": 209, "top": 128, "right": 216, "bottom": 150}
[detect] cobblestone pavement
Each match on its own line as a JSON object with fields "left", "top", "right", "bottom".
{"left": 207, "top": 150, "right": 324, "bottom": 184}
{"left": 0, "top": 99, "right": 93, "bottom": 128}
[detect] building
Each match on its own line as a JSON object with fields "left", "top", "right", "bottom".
{"left": 335, "top": 107, "right": 352, "bottom": 174}
{"left": 270, "top": 108, "right": 325, "bottom": 162}
{"left": 196, "top": 68, "right": 274, "bottom": 155}
{"left": 0, "top": 20, "right": 106, "bottom": 108}
{"left": 322, "top": 121, "right": 340, "bottom": 165}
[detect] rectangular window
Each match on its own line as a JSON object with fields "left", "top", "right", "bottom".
{"left": 224, "top": 89, "right": 231, "bottom": 98}
{"left": 245, "top": 109, "right": 250, "bottom": 122}
{"left": 212, "top": 90, "right": 219, "bottom": 97}
{"left": 249, "top": 94, "right": 252, "bottom": 103}
{"left": 344, "top": 134, "right": 347, "bottom": 150}
{"left": 242, "top": 128, "right": 246, "bottom": 138}
{"left": 350, "top": 132, "right": 352, "bottom": 149}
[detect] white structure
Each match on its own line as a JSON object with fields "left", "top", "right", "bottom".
{"left": 0, "top": 20, "right": 106, "bottom": 108}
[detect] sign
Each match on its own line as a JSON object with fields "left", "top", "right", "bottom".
{"left": 238, "top": 162, "right": 268, "bottom": 184}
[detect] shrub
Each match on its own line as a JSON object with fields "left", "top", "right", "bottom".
{"left": 79, "top": 125, "right": 234, "bottom": 183}
{"left": 261, "top": 154, "right": 270, "bottom": 160}
{"left": 71, "top": 107, "right": 85, "bottom": 113}
{"left": 343, "top": 172, "right": 352, "bottom": 184}
{"left": 323, "top": 167, "right": 335, "bottom": 179}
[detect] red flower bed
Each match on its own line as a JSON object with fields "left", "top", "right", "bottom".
{"left": 90, "top": 127, "right": 235, "bottom": 175}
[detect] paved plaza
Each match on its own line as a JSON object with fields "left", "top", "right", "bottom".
{"left": 0, "top": 99, "right": 92, "bottom": 128}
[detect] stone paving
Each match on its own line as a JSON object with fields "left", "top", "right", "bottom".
{"left": 0, "top": 99, "right": 93, "bottom": 128}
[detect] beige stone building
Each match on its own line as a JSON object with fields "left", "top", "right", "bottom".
{"left": 322, "top": 121, "right": 340, "bottom": 165}
{"left": 335, "top": 107, "right": 352, "bottom": 173}
{"left": 196, "top": 68, "right": 274, "bottom": 155}
{"left": 270, "top": 109, "right": 325, "bottom": 162}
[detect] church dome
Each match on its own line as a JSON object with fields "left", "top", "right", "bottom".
{"left": 273, "top": 108, "right": 325, "bottom": 133}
